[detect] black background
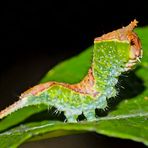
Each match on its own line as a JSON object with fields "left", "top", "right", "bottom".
{"left": 0, "top": 1, "right": 147, "bottom": 147}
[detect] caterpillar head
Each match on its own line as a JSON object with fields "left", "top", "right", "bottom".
{"left": 95, "top": 19, "right": 142, "bottom": 71}
{"left": 126, "top": 20, "right": 142, "bottom": 70}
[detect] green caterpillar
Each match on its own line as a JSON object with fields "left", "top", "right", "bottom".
{"left": 0, "top": 20, "right": 142, "bottom": 122}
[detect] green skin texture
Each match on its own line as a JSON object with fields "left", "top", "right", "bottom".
{"left": 14, "top": 40, "right": 130, "bottom": 122}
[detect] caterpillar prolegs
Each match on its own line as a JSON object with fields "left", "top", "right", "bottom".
{"left": 0, "top": 20, "right": 142, "bottom": 122}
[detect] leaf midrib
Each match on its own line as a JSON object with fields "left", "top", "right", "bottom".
{"left": 0, "top": 112, "right": 148, "bottom": 137}
{"left": 98, "top": 112, "right": 148, "bottom": 121}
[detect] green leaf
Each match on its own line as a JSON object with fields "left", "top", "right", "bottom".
{"left": 0, "top": 27, "right": 148, "bottom": 148}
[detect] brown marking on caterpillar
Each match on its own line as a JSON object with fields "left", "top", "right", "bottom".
{"left": 20, "top": 82, "right": 56, "bottom": 98}
{"left": 20, "top": 68, "right": 98, "bottom": 98}
{"left": 94, "top": 20, "right": 138, "bottom": 42}
{"left": 69, "top": 68, "right": 99, "bottom": 97}
{"left": 128, "top": 31, "right": 142, "bottom": 60}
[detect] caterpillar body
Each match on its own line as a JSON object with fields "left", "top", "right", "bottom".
{"left": 0, "top": 20, "right": 142, "bottom": 122}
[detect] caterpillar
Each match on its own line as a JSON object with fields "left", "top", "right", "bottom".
{"left": 0, "top": 20, "right": 142, "bottom": 122}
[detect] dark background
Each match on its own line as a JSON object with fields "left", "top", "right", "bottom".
{"left": 0, "top": 1, "right": 147, "bottom": 147}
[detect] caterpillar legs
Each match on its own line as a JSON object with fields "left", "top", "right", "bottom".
{"left": 83, "top": 110, "right": 97, "bottom": 121}
{"left": 64, "top": 111, "right": 78, "bottom": 122}
{"left": 64, "top": 110, "right": 97, "bottom": 122}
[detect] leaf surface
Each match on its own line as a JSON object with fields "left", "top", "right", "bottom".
{"left": 0, "top": 27, "right": 148, "bottom": 147}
